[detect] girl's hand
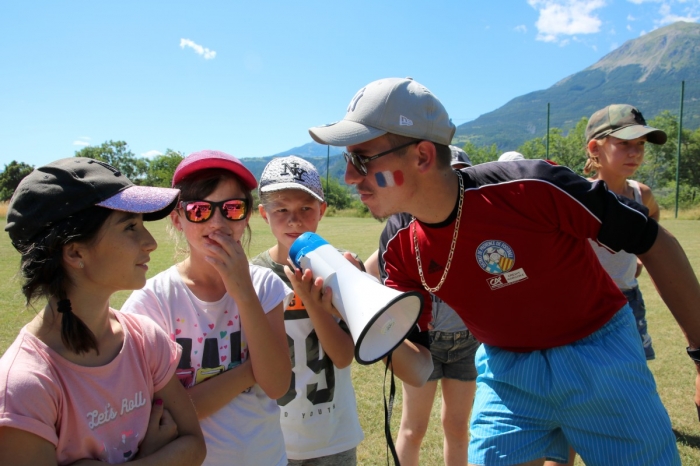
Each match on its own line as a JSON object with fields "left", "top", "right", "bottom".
{"left": 134, "top": 399, "right": 178, "bottom": 460}
{"left": 202, "top": 231, "right": 255, "bottom": 298}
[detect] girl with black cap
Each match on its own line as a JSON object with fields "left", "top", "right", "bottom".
{"left": 0, "top": 158, "right": 205, "bottom": 465}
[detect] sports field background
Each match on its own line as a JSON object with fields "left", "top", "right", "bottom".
{"left": 1, "top": 214, "right": 698, "bottom": 465}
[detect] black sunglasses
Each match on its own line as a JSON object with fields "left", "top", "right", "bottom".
{"left": 343, "top": 140, "right": 419, "bottom": 176}
{"left": 179, "top": 198, "right": 249, "bottom": 223}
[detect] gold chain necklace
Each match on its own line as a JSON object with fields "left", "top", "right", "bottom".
{"left": 413, "top": 172, "right": 464, "bottom": 293}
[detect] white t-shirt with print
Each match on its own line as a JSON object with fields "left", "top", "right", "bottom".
{"left": 122, "top": 264, "right": 292, "bottom": 466}
{"left": 252, "top": 250, "right": 364, "bottom": 460}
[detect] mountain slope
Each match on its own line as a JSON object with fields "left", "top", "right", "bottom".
{"left": 242, "top": 141, "right": 346, "bottom": 184}
{"left": 453, "top": 21, "right": 700, "bottom": 150}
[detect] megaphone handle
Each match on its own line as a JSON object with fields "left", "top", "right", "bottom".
{"left": 383, "top": 353, "right": 401, "bottom": 465}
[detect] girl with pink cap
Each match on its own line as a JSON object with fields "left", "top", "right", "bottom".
{"left": 122, "top": 150, "right": 292, "bottom": 466}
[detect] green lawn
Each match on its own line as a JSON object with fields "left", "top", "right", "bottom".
{"left": 1, "top": 216, "right": 699, "bottom": 465}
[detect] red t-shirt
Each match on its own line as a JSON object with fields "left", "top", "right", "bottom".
{"left": 378, "top": 160, "right": 657, "bottom": 352}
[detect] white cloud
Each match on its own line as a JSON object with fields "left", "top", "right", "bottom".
{"left": 73, "top": 136, "right": 91, "bottom": 147}
{"left": 657, "top": 3, "right": 700, "bottom": 24}
{"left": 180, "top": 39, "right": 217, "bottom": 60}
{"left": 141, "top": 150, "right": 163, "bottom": 158}
{"left": 528, "top": 0, "right": 606, "bottom": 43}
{"left": 515, "top": 24, "right": 528, "bottom": 33}
{"left": 627, "top": 0, "right": 700, "bottom": 26}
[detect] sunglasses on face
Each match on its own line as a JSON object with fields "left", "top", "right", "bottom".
{"left": 179, "top": 198, "right": 249, "bottom": 223}
{"left": 343, "top": 140, "right": 419, "bottom": 176}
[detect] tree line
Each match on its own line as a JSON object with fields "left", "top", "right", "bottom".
{"left": 1, "top": 112, "right": 698, "bottom": 211}
{"left": 462, "top": 111, "right": 700, "bottom": 210}
{"left": 0, "top": 141, "right": 365, "bottom": 214}
{"left": 0, "top": 142, "right": 186, "bottom": 202}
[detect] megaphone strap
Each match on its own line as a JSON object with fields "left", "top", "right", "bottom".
{"left": 413, "top": 171, "right": 465, "bottom": 293}
{"left": 383, "top": 353, "right": 400, "bottom": 465}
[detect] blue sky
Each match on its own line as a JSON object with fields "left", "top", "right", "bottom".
{"left": 2, "top": 0, "right": 699, "bottom": 168}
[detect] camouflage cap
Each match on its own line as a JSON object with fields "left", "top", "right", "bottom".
{"left": 585, "top": 104, "right": 667, "bottom": 145}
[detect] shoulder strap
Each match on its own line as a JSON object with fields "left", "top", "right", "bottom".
{"left": 627, "top": 180, "right": 642, "bottom": 203}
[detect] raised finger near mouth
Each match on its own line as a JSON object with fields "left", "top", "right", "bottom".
{"left": 208, "top": 232, "right": 237, "bottom": 245}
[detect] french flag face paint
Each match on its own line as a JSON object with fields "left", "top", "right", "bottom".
{"left": 375, "top": 170, "right": 404, "bottom": 188}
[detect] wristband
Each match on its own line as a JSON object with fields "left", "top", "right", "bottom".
{"left": 687, "top": 347, "right": 700, "bottom": 364}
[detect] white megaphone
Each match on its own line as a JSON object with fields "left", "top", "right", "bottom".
{"left": 289, "top": 232, "right": 423, "bottom": 365}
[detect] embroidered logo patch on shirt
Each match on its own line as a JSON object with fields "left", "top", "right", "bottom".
{"left": 475, "top": 240, "right": 527, "bottom": 290}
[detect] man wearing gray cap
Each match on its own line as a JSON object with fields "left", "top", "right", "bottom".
{"left": 309, "top": 77, "right": 700, "bottom": 466}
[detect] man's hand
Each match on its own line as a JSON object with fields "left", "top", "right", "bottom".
{"left": 341, "top": 251, "right": 364, "bottom": 271}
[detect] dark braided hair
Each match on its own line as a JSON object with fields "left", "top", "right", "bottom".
{"left": 17, "top": 205, "right": 113, "bottom": 355}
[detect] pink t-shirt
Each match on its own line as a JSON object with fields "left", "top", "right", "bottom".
{"left": 0, "top": 310, "right": 180, "bottom": 465}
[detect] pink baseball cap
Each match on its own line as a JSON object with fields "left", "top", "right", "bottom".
{"left": 172, "top": 150, "right": 258, "bottom": 189}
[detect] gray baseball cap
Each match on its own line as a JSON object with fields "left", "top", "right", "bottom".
{"left": 309, "top": 77, "right": 455, "bottom": 147}
{"left": 259, "top": 156, "right": 324, "bottom": 202}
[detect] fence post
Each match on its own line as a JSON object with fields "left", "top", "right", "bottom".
{"left": 675, "top": 81, "right": 685, "bottom": 219}
{"left": 546, "top": 103, "right": 550, "bottom": 160}
{"left": 326, "top": 145, "right": 330, "bottom": 201}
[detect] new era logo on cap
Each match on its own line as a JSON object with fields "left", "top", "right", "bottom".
{"left": 399, "top": 115, "right": 413, "bottom": 126}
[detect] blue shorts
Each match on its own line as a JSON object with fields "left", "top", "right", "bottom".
{"left": 623, "top": 286, "right": 655, "bottom": 360}
{"left": 428, "top": 330, "right": 480, "bottom": 382}
{"left": 468, "top": 305, "right": 679, "bottom": 466}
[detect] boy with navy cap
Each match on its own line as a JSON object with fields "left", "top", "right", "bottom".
{"left": 309, "top": 77, "right": 700, "bottom": 465}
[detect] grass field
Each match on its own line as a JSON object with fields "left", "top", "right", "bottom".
{"left": 1, "top": 214, "right": 699, "bottom": 465}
